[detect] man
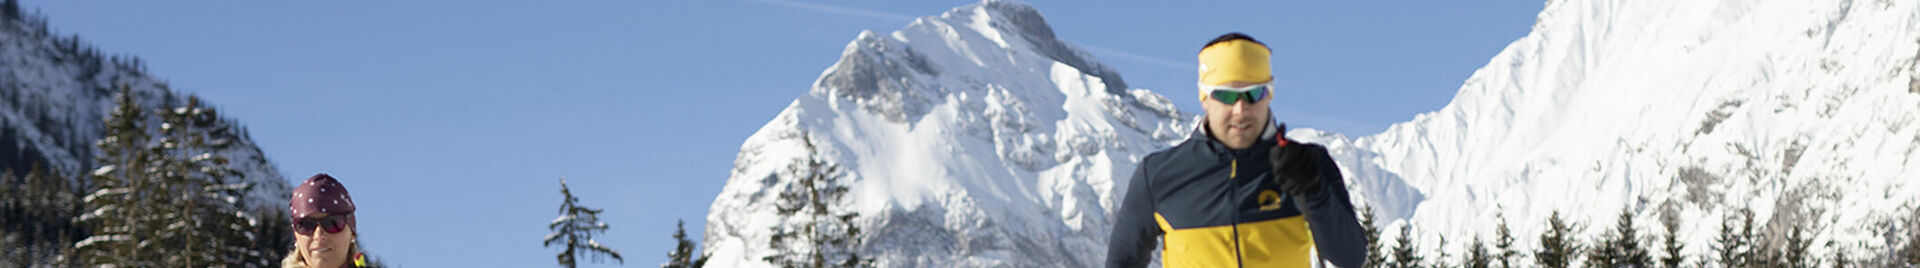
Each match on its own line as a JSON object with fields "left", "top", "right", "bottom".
{"left": 1106, "top": 33, "right": 1367, "bottom": 268}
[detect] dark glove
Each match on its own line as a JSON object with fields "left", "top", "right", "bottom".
{"left": 1270, "top": 141, "right": 1326, "bottom": 200}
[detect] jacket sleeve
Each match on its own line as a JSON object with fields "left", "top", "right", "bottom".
{"left": 1296, "top": 145, "right": 1367, "bottom": 268}
{"left": 1106, "top": 160, "right": 1161, "bottom": 268}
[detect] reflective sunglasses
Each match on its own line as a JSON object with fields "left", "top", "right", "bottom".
{"left": 1201, "top": 83, "right": 1272, "bottom": 104}
{"left": 294, "top": 214, "right": 348, "bottom": 236}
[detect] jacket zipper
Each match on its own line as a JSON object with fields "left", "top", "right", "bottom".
{"left": 1230, "top": 157, "right": 1245, "bottom": 268}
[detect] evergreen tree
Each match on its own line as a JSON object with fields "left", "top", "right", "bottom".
{"left": 14, "top": 162, "right": 83, "bottom": 266}
{"left": 1740, "top": 209, "right": 1773, "bottom": 267}
{"left": 1828, "top": 240, "right": 1846, "bottom": 268}
{"left": 763, "top": 132, "right": 868, "bottom": 268}
{"left": 1388, "top": 224, "right": 1422, "bottom": 268}
{"left": 1, "top": 169, "right": 19, "bottom": 265}
{"left": 1780, "top": 224, "right": 1812, "bottom": 267}
{"left": 545, "top": 178, "right": 625, "bottom": 268}
{"left": 1, "top": 0, "right": 19, "bottom": 20}
{"left": 252, "top": 206, "right": 295, "bottom": 267}
{"left": 1535, "top": 211, "right": 1580, "bottom": 268}
{"left": 1588, "top": 233, "right": 1619, "bottom": 267}
{"left": 1593, "top": 208, "right": 1650, "bottom": 267}
{"left": 1359, "top": 205, "right": 1386, "bottom": 268}
{"left": 1659, "top": 215, "right": 1685, "bottom": 268}
{"left": 1432, "top": 234, "right": 1450, "bottom": 268}
{"left": 1904, "top": 214, "right": 1920, "bottom": 266}
{"left": 75, "top": 85, "right": 162, "bottom": 266}
{"left": 73, "top": 86, "right": 269, "bottom": 266}
{"left": 1465, "top": 235, "right": 1491, "bottom": 268}
{"left": 1713, "top": 209, "right": 1751, "bottom": 267}
{"left": 664, "top": 219, "right": 711, "bottom": 268}
{"left": 152, "top": 95, "right": 259, "bottom": 266}
{"left": 1493, "top": 212, "right": 1519, "bottom": 268}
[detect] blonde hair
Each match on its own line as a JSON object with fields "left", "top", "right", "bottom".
{"left": 280, "top": 240, "right": 361, "bottom": 268}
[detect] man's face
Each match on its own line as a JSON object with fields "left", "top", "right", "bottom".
{"left": 1202, "top": 80, "right": 1271, "bottom": 149}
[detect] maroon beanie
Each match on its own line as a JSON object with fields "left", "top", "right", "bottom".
{"left": 291, "top": 173, "right": 357, "bottom": 230}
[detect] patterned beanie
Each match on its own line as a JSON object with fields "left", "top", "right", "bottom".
{"left": 291, "top": 173, "right": 357, "bottom": 230}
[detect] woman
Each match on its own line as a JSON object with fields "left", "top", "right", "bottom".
{"left": 283, "top": 173, "right": 369, "bottom": 268}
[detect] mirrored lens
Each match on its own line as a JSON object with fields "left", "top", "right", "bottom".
{"left": 1211, "top": 90, "right": 1245, "bottom": 104}
{"left": 1205, "top": 84, "right": 1269, "bottom": 104}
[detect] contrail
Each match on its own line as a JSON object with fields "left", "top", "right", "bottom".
{"left": 1075, "top": 43, "right": 1193, "bottom": 71}
{"left": 744, "top": 0, "right": 914, "bottom": 21}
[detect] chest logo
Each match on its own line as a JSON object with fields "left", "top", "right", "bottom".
{"left": 1258, "top": 190, "right": 1282, "bottom": 211}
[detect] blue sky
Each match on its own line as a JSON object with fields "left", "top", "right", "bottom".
{"left": 24, "top": 0, "right": 1540, "bottom": 267}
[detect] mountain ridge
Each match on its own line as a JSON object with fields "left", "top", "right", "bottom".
{"left": 703, "top": 1, "right": 1202, "bottom": 266}
{"left": 706, "top": 0, "right": 1920, "bottom": 265}
{"left": 0, "top": 0, "right": 290, "bottom": 209}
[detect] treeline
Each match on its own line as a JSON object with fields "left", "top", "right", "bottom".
{"left": 1356, "top": 205, "right": 1920, "bottom": 268}
{"left": 642, "top": 131, "right": 867, "bottom": 268}
{"left": 0, "top": 86, "right": 398, "bottom": 267}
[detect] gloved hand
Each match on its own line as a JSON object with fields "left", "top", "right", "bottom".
{"left": 1269, "top": 141, "right": 1326, "bottom": 200}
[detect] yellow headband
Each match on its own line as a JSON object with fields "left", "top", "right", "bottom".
{"left": 1197, "top": 39, "right": 1273, "bottom": 86}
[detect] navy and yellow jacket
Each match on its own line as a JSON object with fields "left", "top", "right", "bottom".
{"left": 1107, "top": 121, "right": 1367, "bottom": 268}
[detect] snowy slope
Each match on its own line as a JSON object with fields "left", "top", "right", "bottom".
{"left": 702, "top": 1, "right": 1206, "bottom": 267}
{"left": 1284, "top": 0, "right": 1920, "bottom": 261}
{"left": 0, "top": 7, "right": 290, "bottom": 207}
{"left": 708, "top": 0, "right": 1920, "bottom": 266}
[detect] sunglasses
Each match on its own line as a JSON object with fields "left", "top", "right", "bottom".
{"left": 294, "top": 215, "right": 349, "bottom": 236}
{"left": 1201, "top": 83, "right": 1272, "bottom": 104}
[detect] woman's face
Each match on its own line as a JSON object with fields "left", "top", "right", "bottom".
{"left": 295, "top": 212, "right": 354, "bottom": 268}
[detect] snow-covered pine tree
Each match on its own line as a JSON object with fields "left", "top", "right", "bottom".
{"left": 1535, "top": 211, "right": 1580, "bottom": 268}
{"left": 1586, "top": 231, "right": 1617, "bottom": 267}
{"left": 1739, "top": 209, "right": 1770, "bottom": 267}
{"left": 664, "top": 219, "right": 710, "bottom": 268}
{"left": 1432, "top": 233, "right": 1450, "bottom": 268}
{"left": 1659, "top": 215, "right": 1685, "bottom": 268}
{"left": 1493, "top": 212, "right": 1518, "bottom": 268}
{"left": 1780, "top": 224, "right": 1812, "bottom": 267}
{"left": 152, "top": 95, "right": 259, "bottom": 266}
{"left": 1714, "top": 209, "right": 1751, "bottom": 267}
{"left": 545, "top": 178, "right": 625, "bottom": 268}
{"left": 1904, "top": 211, "right": 1920, "bottom": 266}
{"left": 1465, "top": 235, "right": 1491, "bottom": 268}
{"left": 1593, "top": 208, "right": 1650, "bottom": 267}
{"left": 74, "top": 87, "right": 273, "bottom": 266}
{"left": 75, "top": 85, "right": 162, "bottom": 266}
{"left": 763, "top": 132, "right": 868, "bottom": 268}
{"left": 1830, "top": 242, "right": 1847, "bottom": 268}
{"left": 1359, "top": 205, "right": 1385, "bottom": 268}
{"left": 1388, "top": 224, "right": 1421, "bottom": 268}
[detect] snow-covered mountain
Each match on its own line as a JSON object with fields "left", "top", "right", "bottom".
{"left": 702, "top": 1, "right": 1208, "bottom": 266}
{"left": 707, "top": 0, "right": 1920, "bottom": 265}
{"left": 1286, "top": 0, "right": 1920, "bottom": 261}
{"left": 0, "top": 4, "right": 289, "bottom": 206}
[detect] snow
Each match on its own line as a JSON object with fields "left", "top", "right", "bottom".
{"left": 1285, "top": 0, "right": 1920, "bottom": 261}
{"left": 705, "top": 0, "right": 1920, "bottom": 266}
{"left": 71, "top": 234, "right": 130, "bottom": 249}
{"left": 0, "top": 9, "right": 290, "bottom": 209}
{"left": 703, "top": 1, "right": 1190, "bottom": 267}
